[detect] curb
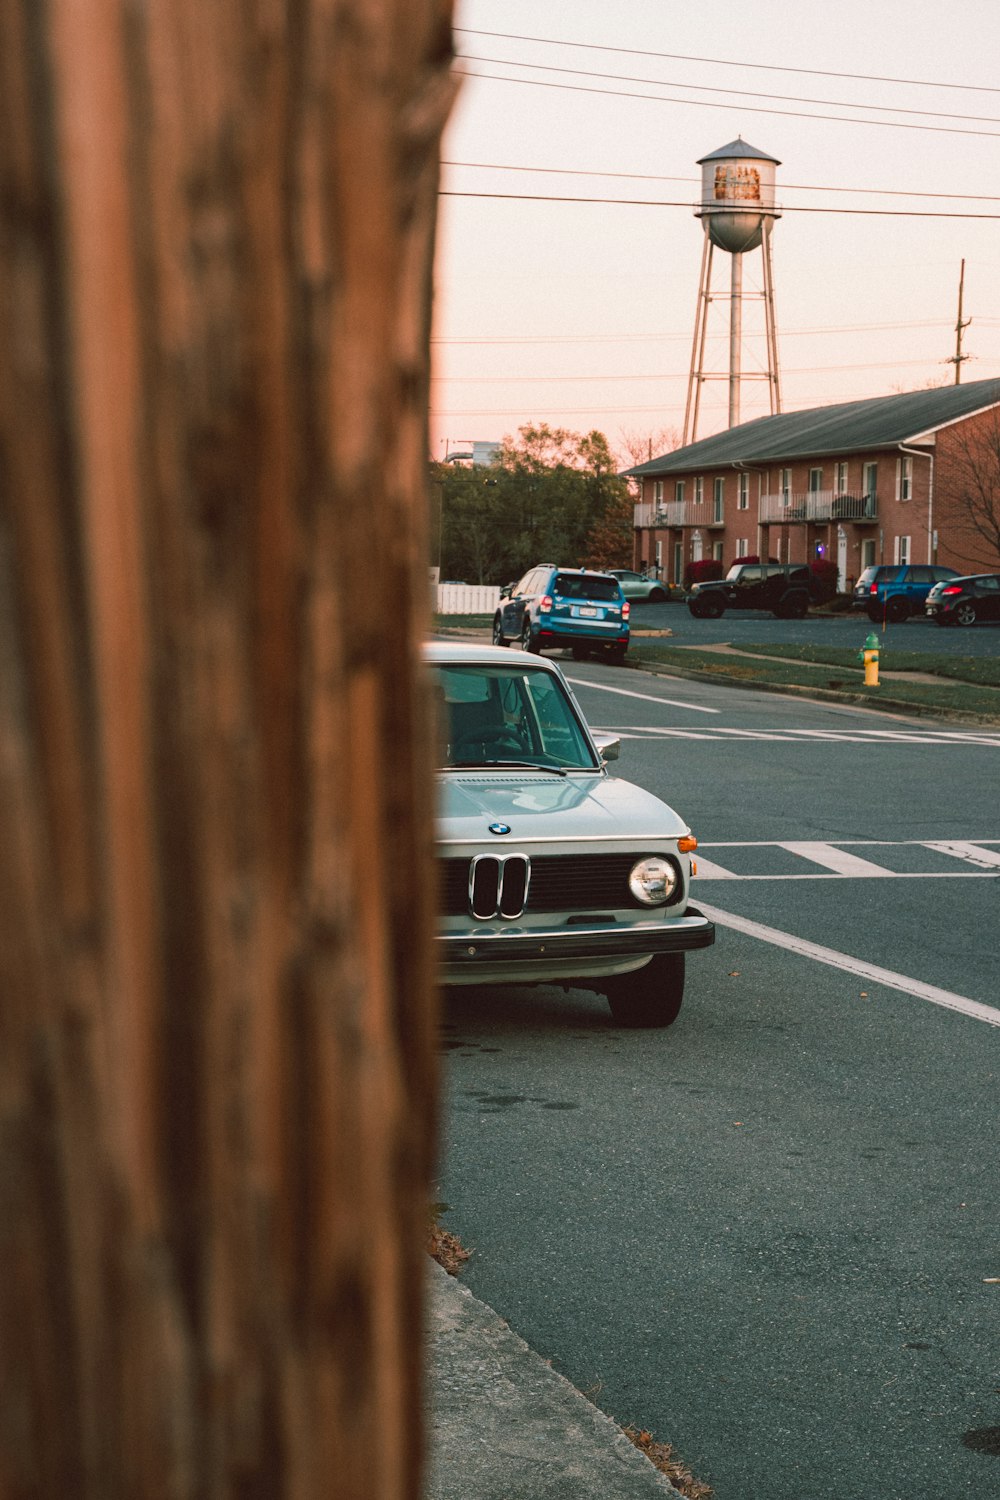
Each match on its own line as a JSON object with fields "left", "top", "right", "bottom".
{"left": 426, "top": 1262, "right": 685, "bottom": 1499}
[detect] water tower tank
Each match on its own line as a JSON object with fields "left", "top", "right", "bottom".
{"left": 696, "top": 138, "right": 780, "bottom": 253}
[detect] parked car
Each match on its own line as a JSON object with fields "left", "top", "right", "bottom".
{"left": 492, "top": 565, "right": 630, "bottom": 662}
{"left": 430, "top": 643, "right": 715, "bottom": 1027}
{"left": 924, "top": 572, "right": 1000, "bottom": 627}
{"left": 851, "top": 563, "right": 959, "bottom": 623}
{"left": 687, "top": 562, "right": 820, "bottom": 619}
{"left": 608, "top": 568, "right": 668, "bottom": 603}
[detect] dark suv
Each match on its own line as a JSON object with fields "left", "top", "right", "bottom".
{"left": 493, "top": 565, "right": 630, "bottom": 662}
{"left": 851, "top": 563, "right": 959, "bottom": 623}
{"left": 687, "top": 563, "right": 820, "bottom": 620}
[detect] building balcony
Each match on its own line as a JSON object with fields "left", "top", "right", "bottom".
{"left": 759, "top": 490, "right": 878, "bottom": 524}
{"left": 633, "top": 500, "right": 705, "bottom": 528}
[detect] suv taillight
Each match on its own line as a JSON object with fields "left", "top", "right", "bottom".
{"left": 941, "top": 585, "right": 962, "bottom": 596}
{"left": 869, "top": 581, "right": 879, "bottom": 594}
{"left": 622, "top": 600, "right": 630, "bottom": 621}
{"left": 539, "top": 594, "right": 553, "bottom": 613}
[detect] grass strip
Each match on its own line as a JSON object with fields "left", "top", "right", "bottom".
{"left": 627, "top": 642, "right": 1000, "bottom": 719}
{"left": 737, "top": 641, "right": 1000, "bottom": 688}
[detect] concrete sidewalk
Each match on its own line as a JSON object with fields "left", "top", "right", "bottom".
{"left": 425, "top": 1261, "right": 683, "bottom": 1498}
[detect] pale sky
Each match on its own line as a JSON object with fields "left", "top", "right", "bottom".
{"left": 431, "top": 0, "right": 1000, "bottom": 463}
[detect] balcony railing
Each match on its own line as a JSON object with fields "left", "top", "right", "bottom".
{"left": 633, "top": 500, "right": 704, "bottom": 528}
{"left": 759, "top": 490, "right": 878, "bottom": 524}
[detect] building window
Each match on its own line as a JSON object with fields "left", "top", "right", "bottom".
{"left": 653, "top": 479, "right": 664, "bottom": 504}
{"left": 675, "top": 479, "right": 685, "bottom": 504}
{"left": 896, "top": 456, "right": 912, "bottom": 501}
{"left": 808, "top": 467, "right": 823, "bottom": 493}
{"left": 712, "top": 540, "right": 724, "bottom": 562}
{"left": 735, "top": 538, "right": 749, "bottom": 559}
{"left": 835, "top": 461, "right": 848, "bottom": 494}
{"left": 894, "top": 534, "right": 911, "bottom": 565}
{"left": 694, "top": 476, "right": 704, "bottom": 505}
{"left": 713, "top": 477, "right": 725, "bottom": 522}
{"left": 654, "top": 539, "right": 663, "bottom": 573}
{"left": 863, "top": 462, "right": 878, "bottom": 501}
{"left": 738, "top": 472, "right": 749, "bottom": 510}
{"left": 861, "top": 538, "right": 876, "bottom": 569}
{"left": 780, "top": 468, "right": 792, "bottom": 507}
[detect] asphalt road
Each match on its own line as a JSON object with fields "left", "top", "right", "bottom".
{"left": 628, "top": 598, "right": 1000, "bottom": 656}
{"left": 437, "top": 654, "right": 1000, "bottom": 1500}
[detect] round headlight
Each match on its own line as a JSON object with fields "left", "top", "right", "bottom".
{"left": 628, "top": 856, "right": 679, "bottom": 906}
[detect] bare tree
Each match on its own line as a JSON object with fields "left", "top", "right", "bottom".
{"left": 0, "top": 2, "right": 455, "bottom": 1496}
{"left": 938, "top": 410, "right": 1000, "bottom": 567}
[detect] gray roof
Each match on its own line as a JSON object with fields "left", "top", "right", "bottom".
{"left": 697, "top": 137, "right": 780, "bottom": 166}
{"left": 623, "top": 378, "right": 1000, "bottom": 477}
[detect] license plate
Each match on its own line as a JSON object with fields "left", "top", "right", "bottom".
{"left": 576, "top": 606, "right": 599, "bottom": 618}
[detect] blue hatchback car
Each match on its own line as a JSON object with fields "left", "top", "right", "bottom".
{"left": 492, "top": 565, "right": 630, "bottom": 662}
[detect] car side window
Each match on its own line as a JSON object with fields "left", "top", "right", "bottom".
{"left": 980, "top": 576, "right": 1000, "bottom": 591}
{"left": 739, "top": 567, "right": 762, "bottom": 582}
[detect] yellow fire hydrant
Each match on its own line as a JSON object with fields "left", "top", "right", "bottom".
{"left": 859, "top": 630, "right": 880, "bottom": 686}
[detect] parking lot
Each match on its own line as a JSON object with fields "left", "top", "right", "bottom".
{"left": 628, "top": 599, "right": 1000, "bottom": 657}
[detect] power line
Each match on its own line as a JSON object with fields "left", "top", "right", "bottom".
{"left": 457, "top": 52, "right": 1000, "bottom": 127}
{"left": 443, "top": 159, "right": 1000, "bottom": 206}
{"left": 453, "top": 67, "right": 1000, "bottom": 141}
{"left": 431, "top": 358, "right": 964, "bottom": 384}
{"left": 432, "top": 321, "right": 952, "bottom": 346}
{"left": 455, "top": 28, "right": 1000, "bottom": 97}
{"left": 439, "top": 184, "right": 1000, "bottom": 219}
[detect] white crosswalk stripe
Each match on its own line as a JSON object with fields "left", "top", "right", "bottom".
{"left": 695, "top": 838, "right": 1000, "bottom": 880}
{"left": 597, "top": 725, "right": 1000, "bottom": 746}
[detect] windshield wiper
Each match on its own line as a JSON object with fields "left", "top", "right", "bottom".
{"left": 448, "top": 759, "right": 569, "bottom": 776}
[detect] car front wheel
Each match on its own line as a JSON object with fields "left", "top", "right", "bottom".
{"left": 492, "top": 615, "right": 508, "bottom": 646}
{"left": 521, "top": 619, "right": 540, "bottom": 653}
{"left": 690, "top": 597, "right": 723, "bottom": 619}
{"left": 648, "top": 587, "right": 667, "bottom": 602}
{"left": 603, "top": 952, "right": 684, "bottom": 1028}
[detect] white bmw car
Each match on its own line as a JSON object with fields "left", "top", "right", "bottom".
{"left": 430, "top": 643, "right": 714, "bottom": 1027}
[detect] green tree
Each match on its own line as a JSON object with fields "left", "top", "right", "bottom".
{"left": 436, "top": 424, "right": 630, "bottom": 582}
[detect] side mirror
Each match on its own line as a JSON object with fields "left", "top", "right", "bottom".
{"left": 499, "top": 583, "right": 513, "bottom": 600}
{"left": 592, "top": 733, "right": 621, "bottom": 763}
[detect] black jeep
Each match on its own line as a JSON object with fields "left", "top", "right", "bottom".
{"left": 687, "top": 562, "right": 820, "bottom": 620}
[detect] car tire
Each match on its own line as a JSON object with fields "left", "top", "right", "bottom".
{"left": 521, "top": 619, "right": 540, "bottom": 654}
{"left": 607, "top": 646, "right": 627, "bottom": 666}
{"left": 775, "top": 592, "right": 808, "bottom": 619}
{"left": 603, "top": 953, "right": 685, "bottom": 1028}
{"left": 691, "top": 596, "right": 723, "bottom": 619}
{"left": 885, "top": 597, "right": 909, "bottom": 623}
{"left": 866, "top": 600, "right": 885, "bottom": 624}
{"left": 954, "top": 601, "right": 978, "bottom": 626}
{"left": 648, "top": 587, "right": 667, "bottom": 603}
{"left": 492, "top": 615, "right": 508, "bottom": 647}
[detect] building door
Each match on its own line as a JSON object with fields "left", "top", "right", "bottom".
{"left": 672, "top": 541, "right": 682, "bottom": 586}
{"left": 836, "top": 526, "right": 847, "bottom": 592}
{"left": 692, "top": 531, "right": 703, "bottom": 563}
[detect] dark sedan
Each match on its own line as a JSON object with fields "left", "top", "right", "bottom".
{"left": 925, "top": 572, "right": 1000, "bottom": 626}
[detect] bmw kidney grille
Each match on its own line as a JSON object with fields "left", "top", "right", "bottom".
{"left": 469, "top": 853, "right": 530, "bottom": 920}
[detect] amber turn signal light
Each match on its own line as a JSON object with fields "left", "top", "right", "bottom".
{"left": 678, "top": 835, "right": 698, "bottom": 853}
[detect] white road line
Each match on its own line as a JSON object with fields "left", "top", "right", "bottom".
{"left": 564, "top": 677, "right": 719, "bottom": 714}
{"left": 697, "top": 903, "right": 1000, "bottom": 1028}
{"left": 925, "top": 840, "right": 1000, "bottom": 869}
{"left": 777, "top": 841, "right": 895, "bottom": 877}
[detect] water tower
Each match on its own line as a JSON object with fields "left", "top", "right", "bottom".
{"left": 684, "top": 138, "right": 782, "bottom": 444}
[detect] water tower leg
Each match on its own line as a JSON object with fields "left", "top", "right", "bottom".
{"left": 761, "top": 222, "right": 782, "bottom": 415}
{"left": 729, "top": 251, "right": 743, "bottom": 428}
{"left": 684, "top": 234, "right": 712, "bottom": 446}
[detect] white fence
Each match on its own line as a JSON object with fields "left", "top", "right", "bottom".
{"left": 436, "top": 582, "right": 502, "bottom": 615}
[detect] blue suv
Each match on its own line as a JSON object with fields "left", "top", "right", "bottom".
{"left": 852, "top": 563, "right": 959, "bottom": 623}
{"left": 493, "top": 565, "right": 630, "bottom": 662}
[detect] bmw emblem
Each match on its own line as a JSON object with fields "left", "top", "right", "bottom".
{"left": 488, "top": 822, "right": 511, "bottom": 836}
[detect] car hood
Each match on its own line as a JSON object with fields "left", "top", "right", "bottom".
{"left": 437, "top": 770, "right": 689, "bottom": 843}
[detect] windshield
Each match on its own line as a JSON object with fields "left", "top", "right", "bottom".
{"left": 432, "top": 664, "right": 600, "bottom": 771}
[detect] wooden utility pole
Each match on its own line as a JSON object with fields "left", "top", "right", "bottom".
{"left": 948, "top": 257, "right": 972, "bottom": 383}
{"left": 0, "top": 2, "right": 455, "bottom": 1496}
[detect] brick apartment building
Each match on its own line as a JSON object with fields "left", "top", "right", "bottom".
{"left": 626, "top": 378, "right": 1000, "bottom": 591}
